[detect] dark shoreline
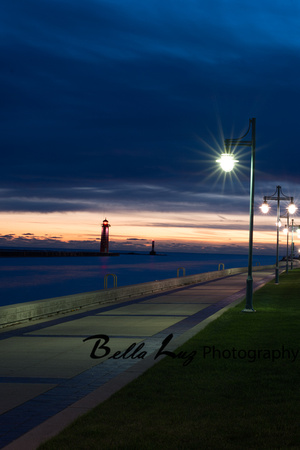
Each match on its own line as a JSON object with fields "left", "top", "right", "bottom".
{"left": 0, "top": 249, "right": 166, "bottom": 257}
{"left": 0, "top": 249, "right": 119, "bottom": 257}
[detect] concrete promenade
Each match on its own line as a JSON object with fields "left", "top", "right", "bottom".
{"left": 0, "top": 267, "right": 282, "bottom": 449}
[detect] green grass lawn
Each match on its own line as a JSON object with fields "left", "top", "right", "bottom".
{"left": 38, "top": 270, "right": 300, "bottom": 449}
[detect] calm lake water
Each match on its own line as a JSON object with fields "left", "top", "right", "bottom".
{"left": 0, "top": 252, "right": 277, "bottom": 307}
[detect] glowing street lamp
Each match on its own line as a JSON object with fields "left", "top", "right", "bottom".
{"left": 260, "top": 200, "right": 270, "bottom": 214}
{"left": 261, "top": 186, "right": 297, "bottom": 283}
{"left": 288, "top": 201, "right": 297, "bottom": 215}
{"left": 217, "top": 118, "right": 256, "bottom": 312}
{"left": 216, "top": 153, "right": 239, "bottom": 172}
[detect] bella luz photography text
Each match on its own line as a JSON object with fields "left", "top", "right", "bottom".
{"left": 83, "top": 334, "right": 299, "bottom": 366}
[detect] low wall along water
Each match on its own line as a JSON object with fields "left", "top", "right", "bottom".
{"left": 0, "top": 264, "right": 285, "bottom": 328}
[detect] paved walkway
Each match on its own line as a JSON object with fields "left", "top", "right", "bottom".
{"left": 0, "top": 268, "right": 279, "bottom": 449}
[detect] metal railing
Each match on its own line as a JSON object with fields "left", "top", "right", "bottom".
{"left": 104, "top": 273, "right": 118, "bottom": 289}
{"left": 177, "top": 267, "right": 186, "bottom": 277}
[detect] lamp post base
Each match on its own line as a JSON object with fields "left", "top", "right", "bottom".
{"left": 242, "top": 308, "right": 256, "bottom": 313}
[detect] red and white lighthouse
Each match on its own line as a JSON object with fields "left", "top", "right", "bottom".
{"left": 100, "top": 218, "right": 110, "bottom": 253}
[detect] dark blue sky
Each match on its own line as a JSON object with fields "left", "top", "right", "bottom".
{"left": 1, "top": 0, "right": 300, "bottom": 251}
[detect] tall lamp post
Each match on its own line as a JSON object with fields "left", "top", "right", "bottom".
{"left": 260, "top": 186, "right": 296, "bottom": 284}
{"left": 290, "top": 220, "right": 299, "bottom": 269}
{"left": 282, "top": 212, "right": 290, "bottom": 273}
{"left": 283, "top": 218, "right": 299, "bottom": 270}
{"left": 217, "top": 118, "right": 256, "bottom": 312}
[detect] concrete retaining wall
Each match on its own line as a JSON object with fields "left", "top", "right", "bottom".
{"left": 0, "top": 263, "right": 284, "bottom": 327}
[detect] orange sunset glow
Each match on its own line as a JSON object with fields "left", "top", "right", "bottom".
{"left": 1, "top": 209, "right": 296, "bottom": 254}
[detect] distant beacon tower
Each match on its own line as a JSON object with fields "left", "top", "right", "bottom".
{"left": 149, "top": 240, "right": 156, "bottom": 255}
{"left": 100, "top": 219, "right": 111, "bottom": 253}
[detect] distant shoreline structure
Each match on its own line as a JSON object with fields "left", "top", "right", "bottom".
{"left": 0, "top": 249, "right": 119, "bottom": 257}
{"left": 0, "top": 249, "right": 166, "bottom": 257}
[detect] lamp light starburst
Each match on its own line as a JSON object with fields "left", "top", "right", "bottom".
{"left": 216, "top": 153, "right": 238, "bottom": 172}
